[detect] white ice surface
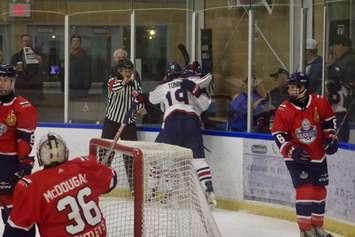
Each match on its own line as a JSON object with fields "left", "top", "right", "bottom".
{"left": 0, "top": 208, "right": 342, "bottom": 236}
{"left": 212, "top": 209, "right": 342, "bottom": 237}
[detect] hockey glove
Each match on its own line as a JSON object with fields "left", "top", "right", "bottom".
{"left": 181, "top": 79, "right": 202, "bottom": 97}
{"left": 14, "top": 157, "right": 34, "bottom": 179}
{"left": 291, "top": 146, "right": 310, "bottom": 165}
{"left": 108, "top": 79, "right": 118, "bottom": 92}
{"left": 323, "top": 137, "right": 338, "bottom": 155}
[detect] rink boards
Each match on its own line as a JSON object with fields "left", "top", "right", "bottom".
{"left": 35, "top": 123, "right": 355, "bottom": 237}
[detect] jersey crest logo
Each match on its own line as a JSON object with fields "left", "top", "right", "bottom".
{"left": 295, "top": 119, "right": 317, "bottom": 144}
{"left": 314, "top": 107, "right": 320, "bottom": 123}
{"left": 5, "top": 110, "right": 16, "bottom": 127}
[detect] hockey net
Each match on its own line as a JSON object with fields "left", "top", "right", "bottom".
{"left": 89, "top": 138, "right": 221, "bottom": 237}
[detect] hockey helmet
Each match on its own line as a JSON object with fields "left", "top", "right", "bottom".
{"left": 287, "top": 72, "right": 309, "bottom": 88}
{"left": 37, "top": 132, "right": 69, "bottom": 167}
{"left": 0, "top": 64, "right": 16, "bottom": 96}
{"left": 183, "top": 61, "right": 202, "bottom": 77}
{"left": 0, "top": 64, "right": 16, "bottom": 78}
{"left": 166, "top": 62, "right": 182, "bottom": 77}
{"left": 117, "top": 59, "right": 134, "bottom": 70}
{"left": 287, "top": 72, "right": 309, "bottom": 102}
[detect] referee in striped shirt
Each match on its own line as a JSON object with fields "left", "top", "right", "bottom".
{"left": 101, "top": 59, "right": 142, "bottom": 141}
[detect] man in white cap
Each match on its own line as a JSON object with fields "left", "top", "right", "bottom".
{"left": 305, "top": 38, "right": 322, "bottom": 94}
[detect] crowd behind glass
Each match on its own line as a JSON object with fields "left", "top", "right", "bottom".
{"left": 0, "top": 1, "right": 354, "bottom": 144}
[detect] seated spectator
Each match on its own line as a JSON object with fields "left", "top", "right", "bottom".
{"left": 269, "top": 68, "right": 289, "bottom": 108}
{"left": 228, "top": 77, "right": 274, "bottom": 133}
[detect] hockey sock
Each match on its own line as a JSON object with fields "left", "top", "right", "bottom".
{"left": 296, "top": 184, "right": 313, "bottom": 231}
{"left": 192, "top": 159, "right": 214, "bottom": 192}
{"left": 311, "top": 186, "right": 327, "bottom": 227}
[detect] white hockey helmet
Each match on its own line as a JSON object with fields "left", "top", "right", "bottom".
{"left": 37, "top": 132, "right": 69, "bottom": 167}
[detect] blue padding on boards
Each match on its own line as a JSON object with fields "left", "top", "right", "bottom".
{"left": 37, "top": 123, "right": 355, "bottom": 151}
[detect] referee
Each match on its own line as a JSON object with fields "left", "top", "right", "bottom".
{"left": 101, "top": 59, "right": 142, "bottom": 141}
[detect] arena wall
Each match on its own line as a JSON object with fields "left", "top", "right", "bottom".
{"left": 36, "top": 123, "right": 355, "bottom": 236}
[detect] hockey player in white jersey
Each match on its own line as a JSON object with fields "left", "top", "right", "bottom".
{"left": 149, "top": 62, "right": 217, "bottom": 207}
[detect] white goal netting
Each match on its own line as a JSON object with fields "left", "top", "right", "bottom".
{"left": 90, "top": 138, "right": 221, "bottom": 237}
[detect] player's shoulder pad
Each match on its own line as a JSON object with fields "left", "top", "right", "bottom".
{"left": 14, "top": 96, "right": 34, "bottom": 109}
{"left": 277, "top": 101, "right": 289, "bottom": 111}
{"left": 312, "top": 93, "right": 328, "bottom": 103}
{"left": 18, "top": 176, "right": 33, "bottom": 188}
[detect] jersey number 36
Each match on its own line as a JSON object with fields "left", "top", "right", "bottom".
{"left": 57, "top": 186, "right": 101, "bottom": 235}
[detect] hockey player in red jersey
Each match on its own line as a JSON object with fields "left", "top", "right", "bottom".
{"left": 271, "top": 72, "right": 338, "bottom": 237}
{"left": 3, "top": 132, "right": 117, "bottom": 237}
{"left": 0, "top": 64, "right": 37, "bottom": 236}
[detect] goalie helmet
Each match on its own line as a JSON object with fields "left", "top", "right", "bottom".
{"left": 37, "top": 132, "right": 69, "bottom": 167}
{"left": 0, "top": 64, "right": 16, "bottom": 96}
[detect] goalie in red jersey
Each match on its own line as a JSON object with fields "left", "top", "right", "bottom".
{"left": 271, "top": 72, "right": 338, "bottom": 237}
{"left": 0, "top": 64, "right": 37, "bottom": 236}
{"left": 3, "top": 133, "right": 117, "bottom": 237}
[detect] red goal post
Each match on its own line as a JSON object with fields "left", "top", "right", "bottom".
{"left": 89, "top": 138, "right": 221, "bottom": 237}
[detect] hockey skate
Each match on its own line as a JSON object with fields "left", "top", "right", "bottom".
{"left": 206, "top": 191, "right": 217, "bottom": 208}
{"left": 314, "top": 227, "right": 333, "bottom": 237}
{"left": 300, "top": 228, "right": 317, "bottom": 237}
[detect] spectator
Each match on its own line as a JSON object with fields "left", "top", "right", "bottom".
{"left": 269, "top": 68, "right": 289, "bottom": 108}
{"left": 10, "top": 33, "right": 43, "bottom": 106}
{"left": 305, "top": 38, "right": 322, "bottom": 94}
{"left": 326, "top": 81, "right": 349, "bottom": 142}
{"left": 113, "top": 48, "right": 128, "bottom": 64}
{"left": 328, "top": 34, "right": 355, "bottom": 123}
{"left": 69, "top": 34, "right": 91, "bottom": 98}
{"left": 228, "top": 77, "right": 274, "bottom": 133}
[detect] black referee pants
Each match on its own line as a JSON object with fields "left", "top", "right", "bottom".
{"left": 101, "top": 117, "right": 137, "bottom": 191}
{"left": 101, "top": 117, "right": 138, "bottom": 141}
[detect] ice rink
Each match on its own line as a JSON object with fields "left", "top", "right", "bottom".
{"left": 213, "top": 209, "right": 342, "bottom": 237}
{"left": 0, "top": 208, "right": 341, "bottom": 237}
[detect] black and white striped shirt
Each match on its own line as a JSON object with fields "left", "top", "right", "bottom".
{"left": 105, "top": 77, "right": 142, "bottom": 123}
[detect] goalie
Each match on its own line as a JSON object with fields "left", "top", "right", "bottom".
{"left": 3, "top": 133, "right": 117, "bottom": 237}
{"left": 149, "top": 62, "right": 217, "bottom": 207}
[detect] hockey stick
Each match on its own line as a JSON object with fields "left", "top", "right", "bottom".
{"left": 335, "top": 96, "right": 355, "bottom": 137}
{"left": 101, "top": 93, "right": 143, "bottom": 166}
{"left": 177, "top": 43, "right": 190, "bottom": 66}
